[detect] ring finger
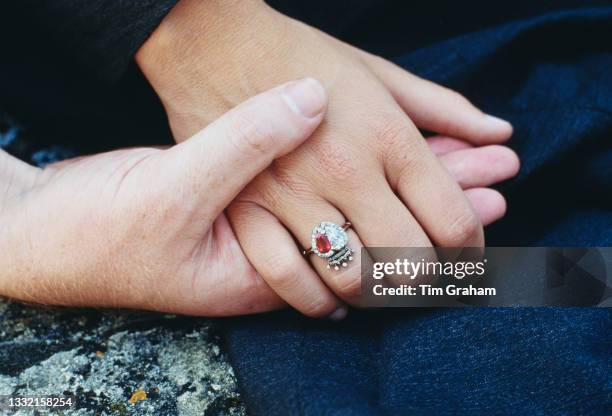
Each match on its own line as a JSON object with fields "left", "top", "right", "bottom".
{"left": 258, "top": 190, "right": 368, "bottom": 305}
{"left": 228, "top": 201, "right": 348, "bottom": 319}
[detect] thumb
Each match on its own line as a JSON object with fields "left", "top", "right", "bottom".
{"left": 161, "top": 77, "right": 328, "bottom": 220}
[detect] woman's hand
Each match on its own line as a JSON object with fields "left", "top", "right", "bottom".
{"left": 136, "top": 0, "right": 518, "bottom": 317}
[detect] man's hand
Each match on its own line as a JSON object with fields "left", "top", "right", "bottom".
{"left": 136, "top": 0, "right": 518, "bottom": 317}
{"left": 0, "top": 79, "right": 327, "bottom": 316}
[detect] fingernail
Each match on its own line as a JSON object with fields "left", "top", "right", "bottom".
{"left": 281, "top": 77, "right": 327, "bottom": 118}
{"left": 328, "top": 306, "right": 348, "bottom": 321}
{"left": 484, "top": 114, "right": 513, "bottom": 130}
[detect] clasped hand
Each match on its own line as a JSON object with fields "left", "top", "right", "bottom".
{"left": 0, "top": 0, "right": 519, "bottom": 319}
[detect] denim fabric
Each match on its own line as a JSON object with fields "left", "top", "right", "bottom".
{"left": 2, "top": 2, "right": 611, "bottom": 415}
{"left": 223, "top": 7, "right": 612, "bottom": 415}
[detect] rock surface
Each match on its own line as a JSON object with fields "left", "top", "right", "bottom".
{"left": 0, "top": 299, "right": 246, "bottom": 415}
{"left": 0, "top": 116, "right": 246, "bottom": 415}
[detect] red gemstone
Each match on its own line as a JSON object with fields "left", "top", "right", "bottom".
{"left": 315, "top": 234, "right": 331, "bottom": 253}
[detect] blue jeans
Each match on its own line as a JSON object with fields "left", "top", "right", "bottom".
{"left": 223, "top": 7, "right": 612, "bottom": 415}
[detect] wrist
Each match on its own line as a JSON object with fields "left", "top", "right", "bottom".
{"left": 0, "top": 152, "right": 41, "bottom": 299}
{"left": 136, "top": 0, "right": 272, "bottom": 112}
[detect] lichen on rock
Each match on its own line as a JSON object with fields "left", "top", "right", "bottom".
{"left": 0, "top": 299, "right": 246, "bottom": 415}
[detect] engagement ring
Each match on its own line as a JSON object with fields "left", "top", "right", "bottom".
{"left": 303, "top": 221, "right": 353, "bottom": 270}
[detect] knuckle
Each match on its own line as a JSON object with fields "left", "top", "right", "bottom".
{"left": 373, "top": 114, "right": 426, "bottom": 187}
{"left": 312, "top": 141, "right": 359, "bottom": 185}
{"left": 263, "top": 255, "right": 298, "bottom": 288}
{"left": 393, "top": 153, "right": 425, "bottom": 190}
{"left": 227, "top": 112, "right": 273, "bottom": 156}
{"left": 334, "top": 270, "right": 362, "bottom": 299}
{"left": 442, "top": 211, "right": 482, "bottom": 247}
{"left": 226, "top": 199, "right": 260, "bottom": 226}
{"left": 235, "top": 172, "right": 286, "bottom": 210}
{"left": 375, "top": 113, "right": 419, "bottom": 154}
{"left": 269, "top": 163, "right": 314, "bottom": 199}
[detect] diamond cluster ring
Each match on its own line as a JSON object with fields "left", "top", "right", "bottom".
{"left": 303, "top": 221, "right": 353, "bottom": 270}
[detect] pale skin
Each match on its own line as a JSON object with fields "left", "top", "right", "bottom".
{"left": 0, "top": 81, "right": 327, "bottom": 316}
{"left": 0, "top": 1, "right": 519, "bottom": 318}
{"left": 0, "top": 81, "right": 516, "bottom": 316}
{"left": 136, "top": 0, "right": 519, "bottom": 318}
